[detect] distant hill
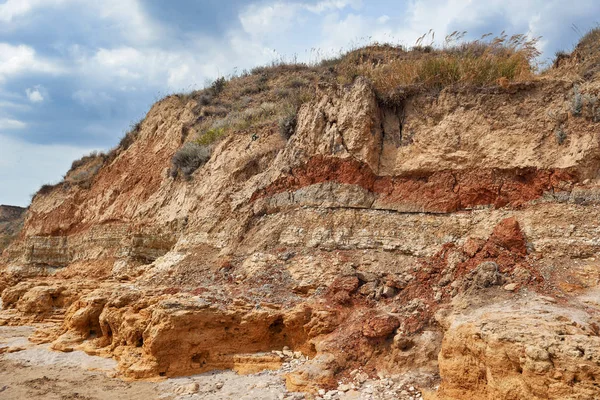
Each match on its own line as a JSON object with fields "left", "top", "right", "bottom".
{"left": 0, "top": 205, "right": 26, "bottom": 252}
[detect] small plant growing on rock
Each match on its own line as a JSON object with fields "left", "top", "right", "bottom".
{"left": 553, "top": 50, "right": 570, "bottom": 68}
{"left": 170, "top": 143, "right": 212, "bottom": 179}
{"left": 571, "top": 85, "right": 583, "bottom": 116}
{"left": 278, "top": 107, "right": 298, "bottom": 140}
{"left": 70, "top": 151, "right": 106, "bottom": 171}
{"left": 196, "top": 127, "right": 225, "bottom": 146}
{"left": 554, "top": 126, "right": 567, "bottom": 145}
{"left": 198, "top": 93, "right": 213, "bottom": 106}
{"left": 118, "top": 120, "right": 143, "bottom": 151}
{"left": 569, "top": 85, "right": 600, "bottom": 121}
{"left": 209, "top": 77, "right": 226, "bottom": 96}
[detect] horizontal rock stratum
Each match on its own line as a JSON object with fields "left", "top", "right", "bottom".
{"left": 3, "top": 39, "right": 600, "bottom": 399}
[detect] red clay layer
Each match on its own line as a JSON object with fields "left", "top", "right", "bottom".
{"left": 252, "top": 156, "right": 577, "bottom": 212}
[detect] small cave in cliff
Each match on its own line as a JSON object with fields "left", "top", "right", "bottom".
{"left": 269, "top": 316, "right": 285, "bottom": 335}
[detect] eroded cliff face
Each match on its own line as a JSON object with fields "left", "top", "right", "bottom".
{"left": 0, "top": 205, "right": 26, "bottom": 254}
{"left": 3, "top": 57, "right": 600, "bottom": 399}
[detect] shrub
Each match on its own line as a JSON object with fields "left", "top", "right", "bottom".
{"left": 202, "top": 105, "right": 229, "bottom": 117}
{"left": 70, "top": 150, "right": 105, "bottom": 171}
{"left": 570, "top": 88, "right": 600, "bottom": 121}
{"left": 576, "top": 27, "right": 600, "bottom": 57}
{"left": 286, "top": 77, "right": 308, "bottom": 89}
{"left": 240, "top": 84, "right": 262, "bottom": 96}
{"left": 274, "top": 88, "right": 291, "bottom": 99}
{"left": 120, "top": 120, "right": 143, "bottom": 150}
{"left": 553, "top": 50, "right": 570, "bottom": 68}
{"left": 571, "top": 85, "right": 583, "bottom": 116}
{"left": 209, "top": 77, "right": 226, "bottom": 96}
{"left": 205, "top": 102, "right": 278, "bottom": 136}
{"left": 555, "top": 127, "right": 567, "bottom": 145}
{"left": 570, "top": 27, "right": 600, "bottom": 79}
{"left": 170, "top": 143, "right": 212, "bottom": 179}
{"left": 198, "top": 93, "right": 213, "bottom": 106}
{"left": 197, "top": 127, "right": 226, "bottom": 146}
{"left": 278, "top": 107, "right": 298, "bottom": 140}
{"left": 584, "top": 94, "right": 600, "bottom": 122}
{"left": 33, "top": 182, "right": 67, "bottom": 199}
{"left": 69, "top": 162, "right": 103, "bottom": 184}
{"left": 257, "top": 73, "right": 269, "bottom": 92}
{"left": 37, "top": 183, "right": 61, "bottom": 196}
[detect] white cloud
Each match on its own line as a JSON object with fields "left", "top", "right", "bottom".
{"left": 0, "top": 43, "right": 63, "bottom": 83}
{"left": 304, "top": 0, "right": 362, "bottom": 13}
{"left": 72, "top": 89, "right": 115, "bottom": 106}
{"left": 240, "top": 3, "right": 299, "bottom": 37}
{"left": 25, "top": 86, "right": 45, "bottom": 103}
{"left": 0, "top": 118, "right": 26, "bottom": 130}
{"left": 239, "top": 0, "right": 362, "bottom": 38}
{"left": 1, "top": 0, "right": 158, "bottom": 46}
{"left": 74, "top": 35, "right": 276, "bottom": 93}
{"left": 377, "top": 15, "right": 390, "bottom": 24}
{"left": 0, "top": 100, "right": 31, "bottom": 111}
{"left": 0, "top": 0, "right": 69, "bottom": 23}
{"left": 0, "top": 133, "right": 95, "bottom": 206}
{"left": 92, "top": 0, "right": 160, "bottom": 44}
{"left": 311, "top": 0, "right": 600, "bottom": 59}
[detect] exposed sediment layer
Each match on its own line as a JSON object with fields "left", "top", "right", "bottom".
{"left": 253, "top": 156, "right": 577, "bottom": 212}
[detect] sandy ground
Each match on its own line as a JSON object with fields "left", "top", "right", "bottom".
{"left": 0, "top": 325, "right": 429, "bottom": 400}
{"left": 0, "top": 325, "right": 304, "bottom": 400}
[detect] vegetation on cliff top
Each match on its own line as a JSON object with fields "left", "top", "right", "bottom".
{"left": 34, "top": 29, "right": 598, "bottom": 191}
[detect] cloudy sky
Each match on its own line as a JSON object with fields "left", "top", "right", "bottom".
{"left": 0, "top": 0, "right": 598, "bottom": 206}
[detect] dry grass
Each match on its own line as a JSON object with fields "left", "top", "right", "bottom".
{"left": 167, "top": 31, "right": 542, "bottom": 161}
{"left": 179, "top": 66, "right": 319, "bottom": 150}
{"left": 573, "top": 27, "right": 600, "bottom": 79}
{"left": 576, "top": 27, "right": 600, "bottom": 56}
{"left": 336, "top": 33, "right": 539, "bottom": 101}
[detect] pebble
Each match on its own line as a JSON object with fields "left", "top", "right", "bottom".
{"left": 503, "top": 283, "right": 518, "bottom": 292}
{"left": 341, "top": 389, "right": 360, "bottom": 399}
{"left": 355, "top": 372, "right": 368, "bottom": 384}
{"left": 338, "top": 384, "right": 351, "bottom": 392}
{"left": 184, "top": 382, "right": 199, "bottom": 393}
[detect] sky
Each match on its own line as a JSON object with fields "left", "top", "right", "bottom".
{"left": 0, "top": 0, "right": 599, "bottom": 206}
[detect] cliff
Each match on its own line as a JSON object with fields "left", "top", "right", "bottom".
{"left": 0, "top": 205, "right": 26, "bottom": 253}
{"left": 2, "top": 34, "right": 600, "bottom": 399}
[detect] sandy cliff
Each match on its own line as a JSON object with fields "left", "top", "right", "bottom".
{"left": 2, "top": 37, "right": 600, "bottom": 399}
